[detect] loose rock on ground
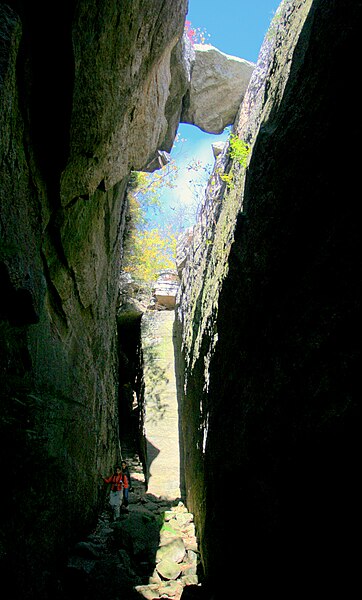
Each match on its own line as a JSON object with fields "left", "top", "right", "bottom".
{"left": 60, "top": 454, "right": 202, "bottom": 600}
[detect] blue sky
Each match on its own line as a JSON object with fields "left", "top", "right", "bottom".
{"left": 147, "top": 0, "right": 282, "bottom": 231}
{"left": 186, "top": 0, "right": 280, "bottom": 62}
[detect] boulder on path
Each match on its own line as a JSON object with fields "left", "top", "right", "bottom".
{"left": 156, "top": 537, "right": 186, "bottom": 563}
{"left": 156, "top": 557, "right": 182, "bottom": 580}
{"left": 112, "top": 511, "right": 159, "bottom": 558}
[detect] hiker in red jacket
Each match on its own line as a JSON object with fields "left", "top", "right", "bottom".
{"left": 121, "top": 460, "right": 131, "bottom": 508}
{"left": 101, "top": 465, "right": 128, "bottom": 520}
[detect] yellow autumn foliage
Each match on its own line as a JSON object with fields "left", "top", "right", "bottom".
{"left": 123, "top": 227, "right": 177, "bottom": 283}
{"left": 123, "top": 175, "right": 177, "bottom": 283}
{"left": 123, "top": 185, "right": 176, "bottom": 283}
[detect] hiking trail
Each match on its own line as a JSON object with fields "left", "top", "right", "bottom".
{"left": 60, "top": 310, "right": 200, "bottom": 600}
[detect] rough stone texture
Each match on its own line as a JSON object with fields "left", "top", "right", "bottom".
{"left": 175, "top": 0, "right": 361, "bottom": 597}
{"left": 156, "top": 537, "right": 186, "bottom": 564}
{"left": 160, "top": 32, "right": 195, "bottom": 153}
{"left": 211, "top": 141, "right": 225, "bottom": 158}
{"left": 142, "top": 311, "right": 181, "bottom": 499}
{"left": 174, "top": 123, "right": 236, "bottom": 540}
{"left": 175, "top": 227, "right": 194, "bottom": 278}
{"left": 117, "top": 304, "right": 146, "bottom": 472}
{"left": 181, "top": 44, "right": 255, "bottom": 133}
{"left": 153, "top": 269, "right": 180, "bottom": 310}
{"left": 59, "top": 463, "right": 198, "bottom": 600}
{"left": 61, "top": 0, "right": 188, "bottom": 204}
{"left": 2, "top": 0, "right": 360, "bottom": 598}
{"left": 156, "top": 558, "right": 182, "bottom": 580}
{"left": 0, "top": 1, "right": 188, "bottom": 597}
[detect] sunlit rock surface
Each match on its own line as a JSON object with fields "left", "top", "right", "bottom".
{"left": 142, "top": 311, "right": 181, "bottom": 499}
{"left": 175, "top": 227, "right": 194, "bottom": 278}
{"left": 181, "top": 44, "right": 255, "bottom": 133}
{"left": 153, "top": 269, "right": 180, "bottom": 310}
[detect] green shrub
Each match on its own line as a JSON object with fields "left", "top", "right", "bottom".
{"left": 228, "top": 134, "right": 250, "bottom": 168}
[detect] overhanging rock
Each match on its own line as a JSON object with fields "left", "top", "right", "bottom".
{"left": 181, "top": 44, "right": 255, "bottom": 134}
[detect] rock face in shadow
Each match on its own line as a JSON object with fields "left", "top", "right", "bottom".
{"left": 2, "top": 0, "right": 360, "bottom": 597}
{"left": 175, "top": 0, "right": 360, "bottom": 596}
{"left": 0, "top": 1, "right": 254, "bottom": 588}
{"left": 0, "top": 1, "right": 187, "bottom": 597}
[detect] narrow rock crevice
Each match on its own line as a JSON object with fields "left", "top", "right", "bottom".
{"left": 59, "top": 454, "right": 200, "bottom": 600}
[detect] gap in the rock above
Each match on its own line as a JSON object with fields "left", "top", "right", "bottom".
{"left": 145, "top": 123, "right": 229, "bottom": 235}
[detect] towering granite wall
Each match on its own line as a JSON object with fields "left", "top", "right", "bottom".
{"left": 0, "top": 1, "right": 188, "bottom": 596}
{"left": 175, "top": 0, "right": 360, "bottom": 596}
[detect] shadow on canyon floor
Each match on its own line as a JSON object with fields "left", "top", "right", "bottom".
{"left": 54, "top": 453, "right": 201, "bottom": 600}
